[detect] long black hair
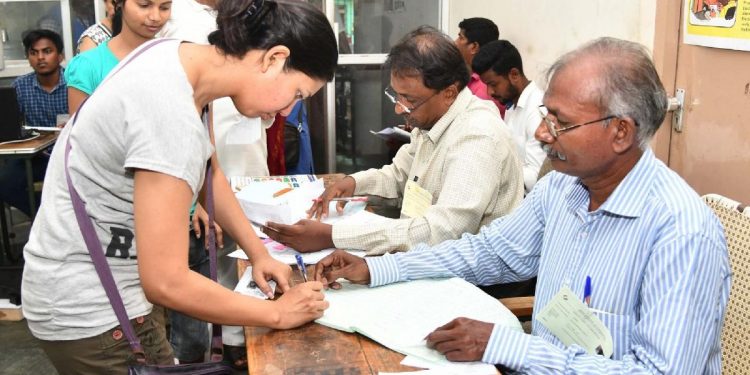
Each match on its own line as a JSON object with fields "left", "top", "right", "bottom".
{"left": 208, "top": 0, "right": 338, "bottom": 82}
{"left": 111, "top": 0, "right": 124, "bottom": 37}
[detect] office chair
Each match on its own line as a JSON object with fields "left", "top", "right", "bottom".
{"left": 702, "top": 193, "right": 750, "bottom": 375}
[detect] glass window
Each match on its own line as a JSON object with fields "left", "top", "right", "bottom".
{"left": 68, "top": 0, "right": 97, "bottom": 50}
{"left": 336, "top": 0, "right": 440, "bottom": 54}
{"left": 0, "top": 1, "right": 62, "bottom": 61}
{"left": 333, "top": 64, "right": 403, "bottom": 174}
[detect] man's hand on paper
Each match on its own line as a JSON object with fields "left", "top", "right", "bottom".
{"left": 313, "top": 249, "right": 371, "bottom": 289}
{"left": 425, "top": 317, "right": 494, "bottom": 362}
{"left": 262, "top": 219, "right": 334, "bottom": 253}
{"left": 251, "top": 256, "right": 293, "bottom": 297}
{"left": 308, "top": 176, "right": 356, "bottom": 219}
{"left": 272, "top": 280, "right": 329, "bottom": 329}
{"left": 192, "top": 203, "right": 224, "bottom": 249}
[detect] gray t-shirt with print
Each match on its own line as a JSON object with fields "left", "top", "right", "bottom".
{"left": 22, "top": 39, "right": 213, "bottom": 341}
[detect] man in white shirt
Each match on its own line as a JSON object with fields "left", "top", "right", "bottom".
{"left": 263, "top": 26, "right": 523, "bottom": 255}
{"left": 473, "top": 40, "right": 547, "bottom": 193}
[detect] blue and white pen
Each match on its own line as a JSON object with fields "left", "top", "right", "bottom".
{"left": 295, "top": 254, "right": 308, "bottom": 282}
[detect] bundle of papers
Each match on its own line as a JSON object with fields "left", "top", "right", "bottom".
{"left": 235, "top": 178, "right": 325, "bottom": 225}
{"left": 370, "top": 126, "right": 411, "bottom": 143}
{"left": 229, "top": 209, "right": 389, "bottom": 265}
{"left": 230, "top": 174, "right": 318, "bottom": 192}
{"left": 228, "top": 238, "right": 366, "bottom": 265}
{"left": 316, "top": 278, "right": 522, "bottom": 370}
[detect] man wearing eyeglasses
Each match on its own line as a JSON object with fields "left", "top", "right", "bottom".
{"left": 312, "top": 37, "right": 730, "bottom": 374}
{"left": 263, "top": 26, "right": 524, "bottom": 256}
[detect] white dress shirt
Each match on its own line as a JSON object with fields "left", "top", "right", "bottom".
{"left": 503, "top": 81, "right": 546, "bottom": 193}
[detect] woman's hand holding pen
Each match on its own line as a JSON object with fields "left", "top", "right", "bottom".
{"left": 272, "top": 281, "right": 328, "bottom": 329}
{"left": 313, "top": 250, "right": 371, "bottom": 289}
{"left": 308, "top": 176, "right": 356, "bottom": 219}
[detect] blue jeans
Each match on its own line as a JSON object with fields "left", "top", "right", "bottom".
{"left": 169, "top": 229, "right": 236, "bottom": 361}
{"left": 169, "top": 229, "right": 210, "bottom": 361}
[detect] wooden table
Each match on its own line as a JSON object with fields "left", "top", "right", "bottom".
{"left": 238, "top": 258, "right": 420, "bottom": 374}
{"left": 0, "top": 131, "right": 58, "bottom": 262}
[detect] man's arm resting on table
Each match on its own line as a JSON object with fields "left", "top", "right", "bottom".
{"left": 482, "top": 233, "right": 729, "bottom": 374}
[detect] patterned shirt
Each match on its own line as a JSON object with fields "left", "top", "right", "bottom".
{"left": 332, "top": 88, "right": 524, "bottom": 255}
{"left": 367, "top": 148, "right": 730, "bottom": 374}
{"left": 75, "top": 22, "right": 112, "bottom": 54}
{"left": 12, "top": 69, "right": 68, "bottom": 127}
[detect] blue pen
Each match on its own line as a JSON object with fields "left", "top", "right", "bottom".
{"left": 583, "top": 276, "right": 592, "bottom": 307}
{"left": 295, "top": 254, "right": 308, "bottom": 282}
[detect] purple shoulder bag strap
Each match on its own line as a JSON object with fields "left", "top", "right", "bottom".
{"left": 63, "top": 38, "right": 223, "bottom": 363}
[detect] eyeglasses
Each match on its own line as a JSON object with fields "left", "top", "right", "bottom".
{"left": 538, "top": 105, "right": 615, "bottom": 138}
{"left": 384, "top": 86, "right": 438, "bottom": 114}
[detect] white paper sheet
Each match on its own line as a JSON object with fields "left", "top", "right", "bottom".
{"left": 400, "top": 355, "right": 497, "bottom": 374}
{"left": 233, "top": 267, "right": 277, "bottom": 299}
{"left": 316, "top": 278, "right": 522, "bottom": 368}
{"left": 370, "top": 126, "right": 411, "bottom": 143}
{"left": 231, "top": 209, "right": 390, "bottom": 265}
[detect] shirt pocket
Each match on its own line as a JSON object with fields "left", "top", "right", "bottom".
{"left": 590, "top": 308, "right": 636, "bottom": 360}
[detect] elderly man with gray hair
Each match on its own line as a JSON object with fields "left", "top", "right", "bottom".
{"left": 312, "top": 37, "right": 731, "bottom": 374}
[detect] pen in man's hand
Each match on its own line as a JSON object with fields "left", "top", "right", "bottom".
{"left": 295, "top": 254, "right": 308, "bottom": 282}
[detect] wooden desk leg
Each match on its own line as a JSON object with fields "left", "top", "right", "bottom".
{"left": 24, "top": 158, "right": 36, "bottom": 219}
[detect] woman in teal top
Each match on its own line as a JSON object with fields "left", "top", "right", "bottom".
{"left": 66, "top": 39, "right": 119, "bottom": 98}
{"left": 65, "top": 0, "right": 171, "bottom": 115}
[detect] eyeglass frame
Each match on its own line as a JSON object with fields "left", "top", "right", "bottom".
{"left": 384, "top": 86, "right": 440, "bottom": 114}
{"left": 538, "top": 105, "right": 616, "bottom": 138}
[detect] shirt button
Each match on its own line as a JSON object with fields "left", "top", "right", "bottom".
{"left": 112, "top": 329, "right": 123, "bottom": 340}
{"left": 136, "top": 316, "right": 145, "bottom": 324}
{"left": 580, "top": 232, "right": 588, "bottom": 238}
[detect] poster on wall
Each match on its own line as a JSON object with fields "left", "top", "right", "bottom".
{"left": 684, "top": 0, "right": 750, "bottom": 51}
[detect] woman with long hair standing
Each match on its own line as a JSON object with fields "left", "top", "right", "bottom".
{"left": 65, "top": 0, "right": 172, "bottom": 114}
{"left": 22, "top": 1, "right": 338, "bottom": 373}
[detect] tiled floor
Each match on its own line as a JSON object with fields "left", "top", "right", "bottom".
{"left": 0, "top": 320, "right": 58, "bottom": 375}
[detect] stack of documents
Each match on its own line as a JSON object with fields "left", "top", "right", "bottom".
{"left": 370, "top": 126, "right": 411, "bottom": 143}
{"left": 316, "top": 278, "right": 522, "bottom": 371}
{"left": 229, "top": 209, "right": 389, "bottom": 265}
{"left": 235, "top": 177, "right": 324, "bottom": 226}
{"left": 230, "top": 174, "right": 318, "bottom": 192}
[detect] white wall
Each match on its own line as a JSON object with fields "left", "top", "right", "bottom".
{"left": 448, "top": 0, "right": 657, "bottom": 85}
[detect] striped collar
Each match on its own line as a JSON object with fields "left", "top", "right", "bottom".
{"left": 565, "top": 148, "right": 657, "bottom": 218}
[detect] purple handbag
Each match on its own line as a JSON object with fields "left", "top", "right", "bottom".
{"left": 64, "top": 39, "right": 232, "bottom": 374}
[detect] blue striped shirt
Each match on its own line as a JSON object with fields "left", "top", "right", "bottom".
{"left": 367, "top": 149, "right": 731, "bottom": 374}
{"left": 12, "top": 69, "right": 68, "bottom": 127}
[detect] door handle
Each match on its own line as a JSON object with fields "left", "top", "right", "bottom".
{"left": 667, "top": 88, "right": 685, "bottom": 132}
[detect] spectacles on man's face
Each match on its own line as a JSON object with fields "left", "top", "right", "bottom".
{"left": 384, "top": 86, "right": 438, "bottom": 114}
{"left": 538, "top": 105, "right": 616, "bottom": 138}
